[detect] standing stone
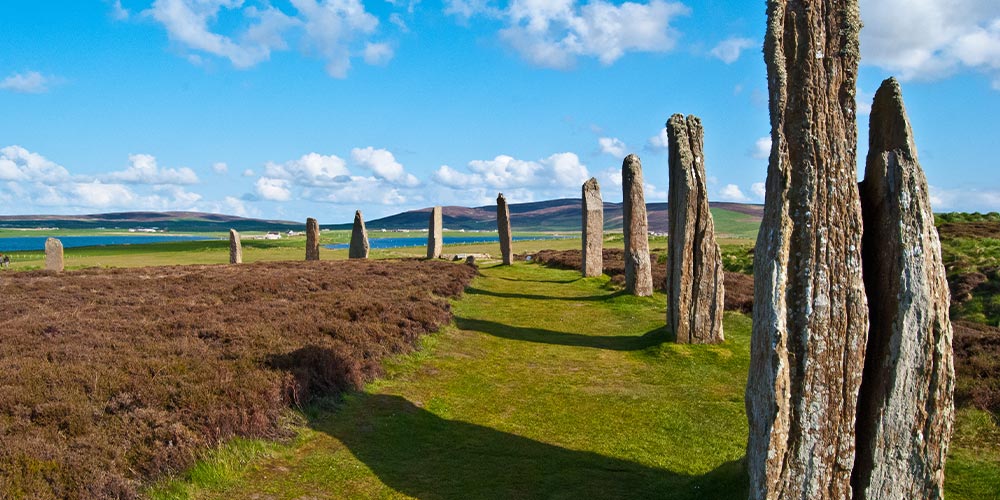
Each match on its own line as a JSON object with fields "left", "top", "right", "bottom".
{"left": 349, "top": 210, "right": 369, "bottom": 259}
{"left": 745, "top": 2, "right": 868, "bottom": 499}
{"left": 427, "top": 206, "right": 443, "bottom": 259}
{"left": 852, "top": 77, "right": 954, "bottom": 500}
{"left": 229, "top": 229, "right": 242, "bottom": 264}
{"left": 497, "top": 193, "right": 512, "bottom": 265}
{"left": 44, "top": 237, "right": 64, "bottom": 272}
{"left": 622, "top": 154, "right": 653, "bottom": 296}
{"left": 581, "top": 178, "right": 603, "bottom": 277}
{"left": 666, "top": 114, "right": 725, "bottom": 344}
{"left": 305, "top": 217, "right": 320, "bottom": 261}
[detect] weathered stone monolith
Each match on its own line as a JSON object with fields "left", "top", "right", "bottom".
{"left": 44, "top": 237, "right": 63, "bottom": 272}
{"left": 745, "top": 1, "right": 868, "bottom": 498}
{"left": 497, "top": 193, "right": 512, "bottom": 265}
{"left": 349, "top": 210, "right": 369, "bottom": 259}
{"left": 427, "top": 206, "right": 443, "bottom": 259}
{"left": 852, "top": 77, "right": 954, "bottom": 500}
{"left": 305, "top": 218, "right": 320, "bottom": 261}
{"left": 622, "top": 154, "right": 652, "bottom": 296}
{"left": 582, "top": 177, "right": 603, "bottom": 277}
{"left": 229, "top": 229, "right": 242, "bottom": 264}
{"left": 666, "top": 114, "right": 724, "bottom": 344}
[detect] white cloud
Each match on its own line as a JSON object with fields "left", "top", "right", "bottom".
{"left": 292, "top": 0, "right": 380, "bottom": 78}
{"left": 0, "top": 71, "right": 56, "bottom": 94}
{"left": 751, "top": 181, "right": 766, "bottom": 201}
{"left": 305, "top": 176, "right": 408, "bottom": 205}
{"left": 212, "top": 162, "right": 229, "bottom": 174}
{"left": 242, "top": 168, "right": 255, "bottom": 177}
{"left": 750, "top": 136, "right": 771, "bottom": 160}
{"left": 0, "top": 146, "right": 72, "bottom": 184}
{"left": 255, "top": 177, "right": 292, "bottom": 201}
{"left": 350, "top": 147, "right": 418, "bottom": 186}
{"left": 710, "top": 36, "right": 755, "bottom": 64}
{"left": 929, "top": 185, "right": 1000, "bottom": 211}
{"left": 109, "top": 0, "right": 130, "bottom": 20}
{"left": 647, "top": 127, "right": 670, "bottom": 151}
{"left": 105, "top": 153, "right": 199, "bottom": 185}
{"left": 433, "top": 152, "right": 589, "bottom": 199}
{"left": 263, "top": 152, "right": 350, "bottom": 186}
{"left": 598, "top": 137, "right": 626, "bottom": 157}
{"left": 861, "top": 0, "right": 1000, "bottom": 87}
{"left": 717, "top": 183, "right": 750, "bottom": 202}
{"left": 463, "top": 0, "right": 690, "bottom": 69}
{"left": 363, "top": 42, "right": 395, "bottom": 65}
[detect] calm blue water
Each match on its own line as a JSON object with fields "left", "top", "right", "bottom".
{"left": 0, "top": 235, "right": 215, "bottom": 251}
{"left": 325, "top": 235, "right": 570, "bottom": 250}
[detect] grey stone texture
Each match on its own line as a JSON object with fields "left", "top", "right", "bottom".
{"left": 852, "top": 77, "right": 955, "bottom": 500}
{"left": 621, "top": 154, "right": 653, "bottom": 296}
{"left": 305, "top": 218, "right": 320, "bottom": 261}
{"left": 581, "top": 177, "right": 604, "bottom": 277}
{"left": 229, "top": 229, "right": 242, "bottom": 264}
{"left": 349, "top": 210, "right": 370, "bottom": 259}
{"left": 428, "top": 206, "right": 443, "bottom": 259}
{"left": 745, "top": 1, "right": 869, "bottom": 498}
{"left": 44, "top": 237, "right": 64, "bottom": 272}
{"left": 666, "top": 114, "right": 724, "bottom": 344}
{"left": 497, "top": 193, "right": 512, "bottom": 265}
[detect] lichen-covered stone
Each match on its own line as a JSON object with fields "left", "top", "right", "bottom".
{"left": 745, "top": 1, "right": 868, "bottom": 498}
{"left": 349, "top": 210, "right": 370, "bottom": 259}
{"left": 305, "top": 218, "right": 320, "bottom": 261}
{"left": 497, "top": 193, "right": 512, "bottom": 265}
{"left": 666, "top": 114, "right": 724, "bottom": 344}
{"left": 44, "top": 237, "right": 64, "bottom": 272}
{"left": 229, "top": 229, "right": 242, "bottom": 264}
{"left": 622, "top": 154, "right": 652, "bottom": 296}
{"left": 582, "top": 177, "right": 603, "bottom": 277}
{"left": 428, "top": 206, "right": 443, "bottom": 259}
{"left": 852, "top": 77, "right": 954, "bottom": 500}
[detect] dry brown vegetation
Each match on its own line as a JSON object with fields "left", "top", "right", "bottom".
{"left": 525, "top": 248, "right": 754, "bottom": 313}
{"left": 0, "top": 260, "right": 476, "bottom": 499}
{"left": 953, "top": 320, "right": 1000, "bottom": 416}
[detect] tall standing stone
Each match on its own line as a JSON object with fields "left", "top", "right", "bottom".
{"left": 427, "top": 206, "right": 443, "bottom": 259}
{"left": 581, "top": 178, "right": 603, "bottom": 277}
{"left": 622, "top": 154, "right": 653, "bottom": 296}
{"left": 229, "top": 229, "right": 242, "bottom": 264}
{"left": 497, "top": 193, "right": 512, "bottom": 265}
{"left": 852, "top": 77, "right": 954, "bottom": 500}
{"left": 305, "top": 217, "right": 320, "bottom": 261}
{"left": 349, "top": 210, "right": 370, "bottom": 259}
{"left": 44, "top": 237, "right": 64, "bottom": 272}
{"left": 745, "top": 1, "right": 868, "bottom": 499}
{"left": 666, "top": 114, "right": 725, "bottom": 344}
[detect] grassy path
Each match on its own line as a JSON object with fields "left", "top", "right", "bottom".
{"left": 154, "top": 261, "right": 998, "bottom": 499}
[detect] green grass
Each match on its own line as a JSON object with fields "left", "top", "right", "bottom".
{"left": 710, "top": 209, "right": 760, "bottom": 240}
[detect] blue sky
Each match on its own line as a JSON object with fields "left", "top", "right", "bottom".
{"left": 1, "top": 0, "right": 998, "bottom": 223}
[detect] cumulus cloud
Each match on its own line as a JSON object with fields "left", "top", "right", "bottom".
{"left": 647, "top": 127, "right": 670, "bottom": 151}
{"left": 451, "top": 0, "right": 688, "bottom": 69}
{"left": 351, "top": 147, "right": 418, "bottom": 186}
{"left": 212, "top": 162, "right": 229, "bottom": 174}
{"left": 717, "top": 183, "right": 750, "bottom": 202}
{"left": 255, "top": 177, "right": 292, "bottom": 201}
{"left": 710, "top": 36, "right": 755, "bottom": 64}
{"left": 363, "top": 42, "right": 395, "bottom": 65}
{"left": 433, "top": 152, "right": 589, "bottom": 193}
{"left": 0, "top": 71, "right": 56, "bottom": 94}
{"left": 291, "top": 0, "right": 380, "bottom": 77}
{"left": 109, "top": 0, "right": 130, "bottom": 20}
{"left": 598, "top": 137, "right": 626, "bottom": 157}
{"left": 750, "top": 136, "right": 771, "bottom": 160}
{"left": 104, "top": 154, "right": 199, "bottom": 185}
{"left": 751, "top": 181, "right": 766, "bottom": 201}
{"left": 861, "top": 0, "right": 1000, "bottom": 87}
{"left": 929, "top": 185, "right": 1000, "bottom": 211}
{"left": 0, "top": 146, "right": 71, "bottom": 184}
{"left": 263, "top": 152, "right": 350, "bottom": 186}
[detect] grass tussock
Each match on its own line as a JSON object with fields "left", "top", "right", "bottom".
{"left": 0, "top": 259, "right": 475, "bottom": 499}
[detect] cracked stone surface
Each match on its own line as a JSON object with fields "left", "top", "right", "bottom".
{"left": 349, "top": 210, "right": 370, "bottom": 259}
{"left": 745, "top": 1, "right": 869, "bottom": 498}
{"left": 666, "top": 114, "right": 724, "bottom": 344}
{"left": 306, "top": 217, "right": 320, "bottom": 261}
{"left": 229, "top": 229, "right": 242, "bottom": 264}
{"left": 427, "top": 206, "right": 443, "bottom": 259}
{"left": 582, "top": 177, "right": 604, "bottom": 278}
{"left": 44, "top": 237, "right": 64, "bottom": 272}
{"left": 622, "top": 154, "right": 652, "bottom": 297}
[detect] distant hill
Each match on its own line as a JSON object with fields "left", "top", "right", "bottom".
{"left": 0, "top": 211, "right": 301, "bottom": 233}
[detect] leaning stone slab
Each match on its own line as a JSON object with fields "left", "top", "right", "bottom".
{"left": 229, "top": 229, "right": 242, "bottom": 264}
{"left": 497, "top": 193, "right": 513, "bottom": 265}
{"left": 666, "top": 114, "right": 724, "bottom": 344}
{"left": 582, "top": 177, "right": 603, "bottom": 277}
{"left": 305, "top": 218, "right": 320, "bottom": 261}
{"left": 349, "top": 210, "right": 370, "bottom": 259}
{"left": 622, "top": 154, "right": 652, "bottom": 296}
{"left": 427, "top": 206, "right": 443, "bottom": 259}
{"left": 44, "top": 237, "right": 64, "bottom": 272}
{"left": 852, "top": 77, "right": 954, "bottom": 500}
{"left": 745, "top": 1, "right": 869, "bottom": 498}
